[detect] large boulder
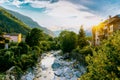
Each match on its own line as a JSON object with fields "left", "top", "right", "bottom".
{"left": 75, "top": 71, "right": 81, "bottom": 78}
{"left": 21, "top": 72, "right": 34, "bottom": 80}
{"left": 79, "top": 66, "right": 86, "bottom": 73}
{"left": 52, "top": 62, "right": 61, "bottom": 70}
{"left": 41, "top": 65, "right": 47, "bottom": 70}
{"left": 63, "top": 53, "right": 70, "bottom": 60}
{"left": 64, "top": 68, "right": 73, "bottom": 79}
{"left": 54, "top": 69, "right": 63, "bottom": 77}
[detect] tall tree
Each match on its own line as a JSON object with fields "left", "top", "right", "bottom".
{"left": 59, "top": 31, "right": 77, "bottom": 53}
{"left": 78, "top": 25, "right": 88, "bottom": 48}
{"left": 25, "top": 28, "right": 44, "bottom": 47}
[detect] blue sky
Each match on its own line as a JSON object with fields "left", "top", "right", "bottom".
{"left": 0, "top": 0, "right": 120, "bottom": 32}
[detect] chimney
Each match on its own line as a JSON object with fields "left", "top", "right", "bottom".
{"left": 109, "top": 15, "right": 112, "bottom": 19}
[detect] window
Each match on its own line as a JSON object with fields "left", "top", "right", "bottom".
{"left": 110, "top": 25, "right": 113, "bottom": 32}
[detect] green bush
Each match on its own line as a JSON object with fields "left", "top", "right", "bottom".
{"left": 70, "top": 46, "right": 93, "bottom": 65}
{"left": 80, "top": 31, "right": 120, "bottom": 80}
{"left": 0, "top": 50, "right": 14, "bottom": 72}
{"left": 0, "top": 43, "right": 4, "bottom": 49}
{"left": 18, "top": 42, "right": 29, "bottom": 54}
{"left": 9, "top": 42, "right": 18, "bottom": 47}
{"left": 40, "top": 41, "right": 50, "bottom": 51}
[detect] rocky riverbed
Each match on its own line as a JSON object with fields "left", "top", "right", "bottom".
{"left": 21, "top": 51, "right": 86, "bottom": 80}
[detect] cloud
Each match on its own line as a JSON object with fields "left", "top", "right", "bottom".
{"left": 0, "top": 0, "right": 8, "bottom": 3}
{"left": 0, "top": 0, "right": 104, "bottom": 32}
{"left": 45, "top": 1, "right": 89, "bottom": 18}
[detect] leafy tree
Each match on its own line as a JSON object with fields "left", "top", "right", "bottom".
{"left": 0, "top": 50, "right": 14, "bottom": 72}
{"left": 31, "top": 46, "right": 41, "bottom": 61}
{"left": 25, "top": 28, "right": 44, "bottom": 47}
{"left": 40, "top": 41, "right": 50, "bottom": 51}
{"left": 78, "top": 26, "right": 89, "bottom": 48}
{"left": 32, "top": 46, "right": 41, "bottom": 54}
{"left": 59, "top": 31, "right": 77, "bottom": 53}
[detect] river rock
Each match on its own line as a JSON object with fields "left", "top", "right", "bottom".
{"left": 22, "top": 51, "right": 86, "bottom": 80}
{"left": 75, "top": 71, "right": 81, "bottom": 78}
{"left": 64, "top": 68, "right": 73, "bottom": 79}
{"left": 79, "top": 66, "right": 86, "bottom": 73}
{"left": 41, "top": 65, "right": 47, "bottom": 70}
{"left": 64, "top": 73, "right": 73, "bottom": 79}
{"left": 64, "top": 68, "right": 72, "bottom": 73}
{"left": 52, "top": 62, "right": 61, "bottom": 70}
{"left": 22, "top": 72, "right": 34, "bottom": 80}
{"left": 60, "top": 77, "right": 66, "bottom": 80}
{"left": 70, "top": 75, "right": 78, "bottom": 80}
{"left": 63, "top": 53, "right": 69, "bottom": 60}
{"left": 54, "top": 69, "right": 63, "bottom": 77}
{"left": 35, "top": 73, "right": 41, "bottom": 78}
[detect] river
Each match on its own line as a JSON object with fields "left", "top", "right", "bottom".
{"left": 21, "top": 50, "right": 86, "bottom": 80}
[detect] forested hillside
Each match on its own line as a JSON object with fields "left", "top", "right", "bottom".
{"left": 0, "top": 8, "right": 30, "bottom": 35}
{"left": 8, "top": 10, "right": 54, "bottom": 36}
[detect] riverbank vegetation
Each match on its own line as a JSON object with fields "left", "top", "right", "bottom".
{"left": 59, "top": 26, "right": 120, "bottom": 79}
{"left": 0, "top": 28, "right": 59, "bottom": 79}
{"left": 59, "top": 26, "right": 92, "bottom": 65}
{"left": 80, "top": 31, "right": 120, "bottom": 79}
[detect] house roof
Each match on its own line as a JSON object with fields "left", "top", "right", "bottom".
{"left": 104, "top": 15, "right": 120, "bottom": 25}
{"left": 4, "top": 33, "right": 21, "bottom": 36}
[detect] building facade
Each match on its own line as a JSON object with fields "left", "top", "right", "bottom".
{"left": 3, "top": 33, "right": 22, "bottom": 43}
{"left": 92, "top": 15, "right": 120, "bottom": 46}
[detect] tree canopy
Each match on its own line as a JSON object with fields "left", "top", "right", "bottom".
{"left": 59, "top": 31, "right": 77, "bottom": 53}
{"left": 25, "top": 28, "right": 44, "bottom": 47}
{"left": 78, "top": 26, "right": 89, "bottom": 48}
{"left": 80, "top": 31, "right": 120, "bottom": 80}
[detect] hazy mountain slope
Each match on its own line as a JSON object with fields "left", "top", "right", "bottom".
{"left": 0, "top": 8, "right": 30, "bottom": 35}
{"left": 54, "top": 29, "right": 92, "bottom": 37}
{"left": 8, "top": 10, "right": 54, "bottom": 36}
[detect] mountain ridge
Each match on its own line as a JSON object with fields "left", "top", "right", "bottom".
{"left": 7, "top": 10, "right": 54, "bottom": 36}
{"left": 0, "top": 7, "right": 30, "bottom": 35}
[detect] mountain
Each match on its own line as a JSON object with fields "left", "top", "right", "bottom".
{"left": 54, "top": 28, "right": 92, "bottom": 37}
{"left": 8, "top": 10, "right": 54, "bottom": 36}
{"left": 0, "top": 8, "right": 30, "bottom": 35}
{"left": 86, "top": 30, "right": 92, "bottom": 36}
{"left": 53, "top": 30, "right": 62, "bottom": 37}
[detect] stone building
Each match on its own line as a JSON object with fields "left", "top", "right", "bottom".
{"left": 92, "top": 15, "right": 120, "bottom": 46}
{"left": 0, "top": 33, "right": 21, "bottom": 49}
{"left": 3, "top": 33, "right": 22, "bottom": 43}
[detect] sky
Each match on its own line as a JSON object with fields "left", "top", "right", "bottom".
{"left": 0, "top": 0, "right": 120, "bottom": 32}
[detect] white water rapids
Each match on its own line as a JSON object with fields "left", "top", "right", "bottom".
{"left": 21, "top": 51, "right": 86, "bottom": 80}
